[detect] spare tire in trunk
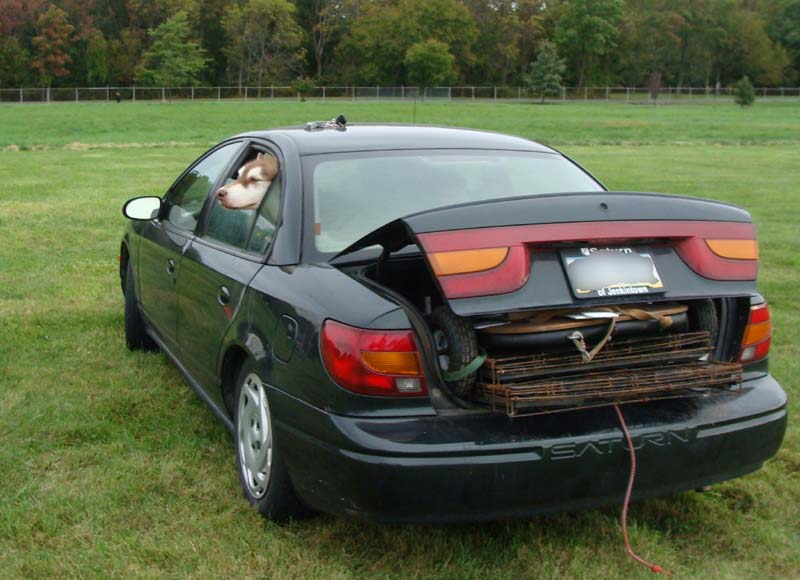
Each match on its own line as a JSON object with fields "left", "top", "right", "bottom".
{"left": 430, "top": 306, "right": 481, "bottom": 398}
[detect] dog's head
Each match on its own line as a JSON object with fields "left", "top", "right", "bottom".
{"left": 216, "top": 153, "right": 279, "bottom": 210}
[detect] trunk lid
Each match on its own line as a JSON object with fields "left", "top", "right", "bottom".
{"left": 334, "top": 192, "right": 758, "bottom": 317}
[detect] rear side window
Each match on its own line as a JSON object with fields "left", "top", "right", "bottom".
{"left": 163, "top": 143, "right": 241, "bottom": 231}
{"left": 204, "top": 149, "right": 282, "bottom": 253}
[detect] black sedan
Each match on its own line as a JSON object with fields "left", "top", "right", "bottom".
{"left": 120, "top": 121, "right": 786, "bottom": 523}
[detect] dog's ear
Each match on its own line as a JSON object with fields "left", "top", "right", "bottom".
{"left": 256, "top": 152, "right": 264, "bottom": 160}
{"left": 263, "top": 156, "right": 279, "bottom": 179}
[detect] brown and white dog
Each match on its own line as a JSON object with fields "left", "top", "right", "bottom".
{"left": 216, "top": 153, "right": 278, "bottom": 210}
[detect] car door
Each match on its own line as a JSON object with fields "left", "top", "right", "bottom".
{"left": 177, "top": 144, "right": 284, "bottom": 392}
{"left": 137, "top": 142, "right": 244, "bottom": 349}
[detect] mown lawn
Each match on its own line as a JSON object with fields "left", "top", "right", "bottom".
{"left": 0, "top": 101, "right": 798, "bottom": 578}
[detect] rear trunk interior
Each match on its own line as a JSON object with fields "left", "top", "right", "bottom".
{"left": 344, "top": 250, "right": 748, "bottom": 417}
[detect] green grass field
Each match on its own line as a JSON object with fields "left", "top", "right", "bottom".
{"left": 1, "top": 101, "right": 799, "bottom": 578}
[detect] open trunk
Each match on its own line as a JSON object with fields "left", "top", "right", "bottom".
{"left": 335, "top": 192, "right": 758, "bottom": 416}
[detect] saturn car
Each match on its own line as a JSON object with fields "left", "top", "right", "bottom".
{"left": 119, "top": 121, "right": 786, "bottom": 523}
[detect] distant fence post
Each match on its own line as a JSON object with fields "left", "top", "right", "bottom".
{"left": 471, "top": 86, "right": 475, "bottom": 101}
{"left": 605, "top": 86, "right": 609, "bottom": 100}
{"left": 133, "top": 86, "right": 136, "bottom": 102}
{"left": 352, "top": 86, "right": 356, "bottom": 101}
{"left": 626, "top": 87, "right": 630, "bottom": 102}
{"left": 493, "top": 86, "right": 497, "bottom": 101}
{"left": 376, "top": 85, "right": 379, "bottom": 101}
{"left": 584, "top": 86, "right": 588, "bottom": 101}
{"left": 323, "top": 86, "right": 326, "bottom": 101}
{"left": 47, "top": 87, "right": 50, "bottom": 103}
{"left": 161, "top": 87, "right": 165, "bottom": 102}
{"left": 191, "top": 86, "right": 195, "bottom": 101}
{"left": 217, "top": 86, "right": 220, "bottom": 101}
{"left": 75, "top": 88, "right": 78, "bottom": 102}
{"left": 19, "top": 88, "right": 22, "bottom": 103}
{"left": 106, "top": 86, "right": 109, "bottom": 102}
{"left": 245, "top": 86, "right": 248, "bottom": 101}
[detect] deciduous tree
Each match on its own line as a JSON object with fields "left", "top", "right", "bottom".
{"left": 404, "top": 39, "right": 455, "bottom": 87}
{"left": 85, "top": 29, "right": 110, "bottom": 85}
{"left": 31, "top": 4, "right": 75, "bottom": 86}
{"left": 555, "top": 0, "right": 623, "bottom": 88}
{"left": 336, "top": 0, "right": 477, "bottom": 85}
{"left": 135, "top": 11, "right": 207, "bottom": 86}
{"left": 222, "top": 0, "right": 305, "bottom": 88}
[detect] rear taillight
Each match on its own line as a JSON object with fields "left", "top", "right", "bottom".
{"left": 320, "top": 320, "right": 427, "bottom": 397}
{"left": 739, "top": 303, "right": 772, "bottom": 363}
{"left": 426, "top": 245, "right": 530, "bottom": 299}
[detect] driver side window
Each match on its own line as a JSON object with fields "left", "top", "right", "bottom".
{"left": 163, "top": 143, "right": 242, "bottom": 231}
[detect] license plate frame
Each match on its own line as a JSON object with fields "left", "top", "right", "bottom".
{"left": 561, "top": 247, "right": 666, "bottom": 299}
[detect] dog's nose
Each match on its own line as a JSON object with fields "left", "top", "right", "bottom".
{"left": 216, "top": 188, "right": 227, "bottom": 199}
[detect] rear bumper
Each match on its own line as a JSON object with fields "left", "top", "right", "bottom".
{"left": 271, "top": 372, "right": 787, "bottom": 523}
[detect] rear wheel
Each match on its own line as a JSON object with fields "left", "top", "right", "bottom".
{"left": 234, "top": 359, "right": 309, "bottom": 522}
{"left": 124, "top": 262, "right": 157, "bottom": 351}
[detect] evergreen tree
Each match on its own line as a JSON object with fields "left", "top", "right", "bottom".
{"left": 527, "top": 41, "right": 565, "bottom": 103}
{"left": 735, "top": 75, "right": 755, "bottom": 107}
{"left": 135, "top": 11, "right": 207, "bottom": 86}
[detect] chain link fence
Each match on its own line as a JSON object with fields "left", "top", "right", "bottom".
{"left": 1, "top": 85, "right": 799, "bottom": 104}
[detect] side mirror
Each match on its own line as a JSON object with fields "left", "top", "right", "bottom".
{"left": 122, "top": 196, "right": 162, "bottom": 220}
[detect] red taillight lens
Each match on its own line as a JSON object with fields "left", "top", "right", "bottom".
{"left": 739, "top": 303, "right": 772, "bottom": 363}
{"left": 320, "top": 320, "right": 427, "bottom": 397}
{"left": 427, "top": 245, "right": 530, "bottom": 299}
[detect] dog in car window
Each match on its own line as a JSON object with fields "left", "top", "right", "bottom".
{"left": 216, "top": 153, "right": 278, "bottom": 210}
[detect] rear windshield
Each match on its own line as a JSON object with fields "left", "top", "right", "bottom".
{"left": 303, "top": 149, "right": 603, "bottom": 255}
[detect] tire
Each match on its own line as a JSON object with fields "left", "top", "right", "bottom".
{"left": 124, "top": 262, "right": 158, "bottom": 351}
{"left": 233, "top": 359, "right": 310, "bottom": 522}
{"left": 430, "top": 306, "right": 480, "bottom": 399}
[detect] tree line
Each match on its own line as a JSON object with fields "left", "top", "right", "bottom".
{"left": 0, "top": 0, "right": 798, "bottom": 90}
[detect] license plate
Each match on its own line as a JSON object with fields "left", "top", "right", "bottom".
{"left": 561, "top": 247, "right": 665, "bottom": 299}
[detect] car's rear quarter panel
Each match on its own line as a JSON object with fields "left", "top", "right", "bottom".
{"left": 241, "top": 263, "right": 436, "bottom": 417}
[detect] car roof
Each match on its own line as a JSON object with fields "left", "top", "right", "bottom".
{"left": 236, "top": 124, "right": 558, "bottom": 156}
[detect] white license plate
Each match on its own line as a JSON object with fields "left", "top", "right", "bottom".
{"left": 562, "top": 247, "right": 666, "bottom": 299}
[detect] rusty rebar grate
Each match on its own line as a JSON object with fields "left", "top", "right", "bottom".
{"left": 477, "top": 332, "right": 743, "bottom": 417}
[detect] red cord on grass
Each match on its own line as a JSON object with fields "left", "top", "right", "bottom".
{"left": 613, "top": 403, "right": 670, "bottom": 575}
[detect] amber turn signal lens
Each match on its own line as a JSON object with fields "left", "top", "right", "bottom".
{"left": 705, "top": 239, "right": 758, "bottom": 260}
{"left": 361, "top": 351, "right": 421, "bottom": 375}
{"left": 428, "top": 247, "right": 509, "bottom": 276}
{"left": 743, "top": 320, "right": 772, "bottom": 345}
{"left": 739, "top": 303, "right": 772, "bottom": 364}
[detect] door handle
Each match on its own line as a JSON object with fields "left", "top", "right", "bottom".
{"left": 166, "top": 258, "right": 176, "bottom": 275}
{"left": 217, "top": 285, "right": 231, "bottom": 306}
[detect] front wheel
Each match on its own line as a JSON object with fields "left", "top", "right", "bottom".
{"left": 124, "top": 262, "right": 157, "bottom": 351}
{"left": 234, "top": 360, "right": 310, "bottom": 522}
